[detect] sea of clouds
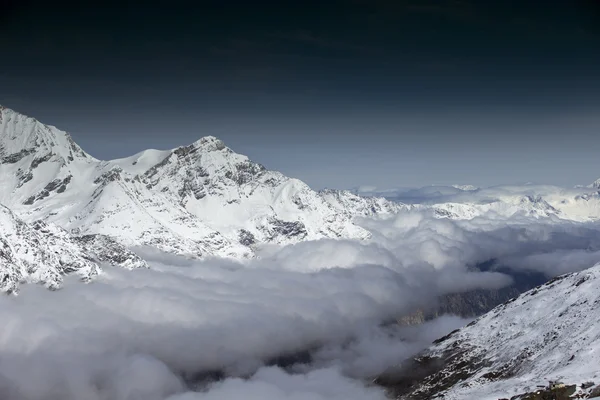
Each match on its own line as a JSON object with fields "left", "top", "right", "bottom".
{"left": 2, "top": 205, "right": 600, "bottom": 399}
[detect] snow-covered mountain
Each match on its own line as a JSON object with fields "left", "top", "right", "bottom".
{"left": 589, "top": 177, "right": 600, "bottom": 190}
{"left": 0, "top": 203, "right": 147, "bottom": 293}
{"left": 0, "top": 106, "right": 401, "bottom": 258}
{"left": 4, "top": 104, "right": 600, "bottom": 262}
{"left": 351, "top": 183, "right": 600, "bottom": 222}
{"left": 379, "top": 264, "right": 600, "bottom": 399}
{"left": 397, "top": 185, "right": 600, "bottom": 222}
{"left": 0, "top": 204, "right": 98, "bottom": 293}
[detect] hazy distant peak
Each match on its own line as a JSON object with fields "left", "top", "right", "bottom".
{"left": 588, "top": 178, "right": 600, "bottom": 189}
{"left": 451, "top": 184, "right": 479, "bottom": 191}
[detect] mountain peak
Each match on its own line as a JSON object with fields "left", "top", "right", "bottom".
{"left": 0, "top": 105, "right": 391, "bottom": 259}
{"left": 190, "top": 135, "right": 227, "bottom": 152}
{"left": 0, "top": 106, "right": 91, "bottom": 164}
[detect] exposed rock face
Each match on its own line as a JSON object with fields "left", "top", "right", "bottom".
{"left": 23, "top": 174, "right": 72, "bottom": 205}
{"left": 72, "top": 234, "right": 149, "bottom": 270}
{"left": 0, "top": 205, "right": 99, "bottom": 293}
{"left": 0, "top": 204, "right": 149, "bottom": 293}
{"left": 509, "top": 383, "right": 576, "bottom": 400}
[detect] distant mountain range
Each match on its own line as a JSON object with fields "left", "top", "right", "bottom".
{"left": 3, "top": 105, "right": 600, "bottom": 292}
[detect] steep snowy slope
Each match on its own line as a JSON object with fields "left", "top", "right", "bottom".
{"left": 114, "top": 136, "right": 372, "bottom": 245}
{"left": 0, "top": 105, "right": 97, "bottom": 208}
{"left": 0, "top": 106, "right": 392, "bottom": 257}
{"left": 0, "top": 204, "right": 99, "bottom": 293}
{"left": 379, "top": 264, "right": 600, "bottom": 399}
{"left": 0, "top": 202, "right": 148, "bottom": 293}
{"left": 0, "top": 107, "right": 246, "bottom": 257}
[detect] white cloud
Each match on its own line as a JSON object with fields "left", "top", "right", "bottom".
{"left": 0, "top": 254, "right": 449, "bottom": 400}
{"left": 167, "top": 367, "right": 387, "bottom": 400}
{"left": 357, "top": 209, "right": 600, "bottom": 278}
{"left": 4, "top": 203, "right": 600, "bottom": 399}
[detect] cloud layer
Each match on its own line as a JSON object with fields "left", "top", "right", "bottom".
{"left": 3, "top": 205, "right": 600, "bottom": 399}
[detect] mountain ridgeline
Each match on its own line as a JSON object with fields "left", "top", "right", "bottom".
{"left": 0, "top": 106, "right": 404, "bottom": 260}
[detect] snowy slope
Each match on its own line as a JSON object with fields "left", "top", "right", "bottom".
{"left": 381, "top": 264, "right": 600, "bottom": 399}
{"left": 118, "top": 136, "right": 373, "bottom": 245}
{"left": 0, "top": 107, "right": 235, "bottom": 257}
{"left": 320, "top": 189, "right": 408, "bottom": 217}
{"left": 0, "top": 202, "right": 148, "bottom": 293}
{"left": 0, "top": 204, "right": 99, "bottom": 293}
{"left": 0, "top": 106, "right": 396, "bottom": 258}
{"left": 5, "top": 105, "right": 600, "bottom": 260}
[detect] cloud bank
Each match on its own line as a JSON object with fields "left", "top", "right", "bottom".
{"left": 3, "top": 205, "right": 600, "bottom": 399}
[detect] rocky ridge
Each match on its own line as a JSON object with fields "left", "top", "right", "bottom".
{"left": 0, "top": 106, "right": 402, "bottom": 259}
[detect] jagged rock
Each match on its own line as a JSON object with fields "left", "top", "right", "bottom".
{"left": 31, "top": 152, "right": 53, "bottom": 168}
{"left": 0, "top": 205, "right": 150, "bottom": 293}
{"left": 238, "top": 229, "right": 256, "bottom": 246}
{"left": 0, "top": 205, "right": 99, "bottom": 293}
{"left": 93, "top": 166, "right": 122, "bottom": 184}
{"left": 589, "top": 385, "right": 600, "bottom": 398}
{"left": 1, "top": 148, "right": 36, "bottom": 164}
{"left": 23, "top": 175, "right": 72, "bottom": 204}
{"left": 73, "top": 234, "right": 149, "bottom": 270}
{"left": 509, "top": 384, "right": 576, "bottom": 400}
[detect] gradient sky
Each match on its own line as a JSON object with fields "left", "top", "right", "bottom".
{"left": 2, "top": 0, "right": 600, "bottom": 189}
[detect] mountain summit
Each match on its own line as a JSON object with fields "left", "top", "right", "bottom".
{"left": 0, "top": 106, "right": 402, "bottom": 258}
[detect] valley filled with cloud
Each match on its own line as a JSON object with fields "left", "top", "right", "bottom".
{"left": 3, "top": 202, "right": 600, "bottom": 399}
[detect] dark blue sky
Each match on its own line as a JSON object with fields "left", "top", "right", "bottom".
{"left": 2, "top": 1, "right": 600, "bottom": 189}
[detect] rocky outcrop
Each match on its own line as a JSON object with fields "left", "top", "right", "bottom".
{"left": 73, "top": 234, "right": 149, "bottom": 270}
{"left": 0, "top": 205, "right": 99, "bottom": 293}
{"left": 0, "top": 205, "right": 148, "bottom": 293}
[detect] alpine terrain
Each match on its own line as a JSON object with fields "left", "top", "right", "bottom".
{"left": 378, "top": 264, "right": 600, "bottom": 399}
{"left": 0, "top": 203, "right": 147, "bottom": 293}
{"left": 0, "top": 106, "right": 403, "bottom": 261}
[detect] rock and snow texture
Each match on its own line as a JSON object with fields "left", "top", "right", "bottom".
{"left": 72, "top": 234, "right": 149, "bottom": 270}
{"left": 0, "top": 106, "right": 400, "bottom": 258}
{"left": 5, "top": 104, "right": 600, "bottom": 261}
{"left": 0, "top": 204, "right": 100, "bottom": 293}
{"left": 0, "top": 203, "right": 149, "bottom": 293}
{"left": 319, "top": 189, "right": 407, "bottom": 217}
{"left": 383, "top": 264, "right": 600, "bottom": 399}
